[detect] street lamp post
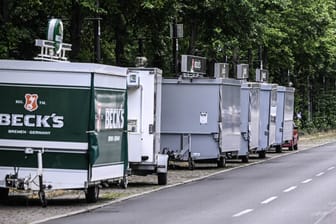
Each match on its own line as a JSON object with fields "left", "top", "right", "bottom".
{"left": 93, "top": 0, "right": 101, "bottom": 63}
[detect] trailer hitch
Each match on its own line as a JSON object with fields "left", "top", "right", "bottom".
{"left": 36, "top": 149, "right": 47, "bottom": 207}
{"left": 24, "top": 148, "right": 47, "bottom": 207}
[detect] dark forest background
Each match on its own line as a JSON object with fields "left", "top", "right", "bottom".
{"left": 1, "top": 0, "right": 336, "bottom": 132}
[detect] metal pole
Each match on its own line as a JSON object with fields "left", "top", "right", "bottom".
{"left": 307, "top": 74, "right": 311, "bottom": 121}
{"left": 94, "top": 0, "right": 101, "bottom": 63}
{"left": 259, "top": 46, "right": 263, "bottom": 70}
{"left": 175, "top": 37, "right": 179, "bottom": 76}
{"left": 172, "top": 20, "right": 178, "bottom": 75}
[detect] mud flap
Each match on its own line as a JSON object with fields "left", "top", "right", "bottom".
{"left": 157, "top": 154, "right": 168, "bottom": 173}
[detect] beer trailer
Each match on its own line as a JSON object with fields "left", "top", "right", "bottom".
{"left": 0, "top": 60, "right": 128, "bottom": 206}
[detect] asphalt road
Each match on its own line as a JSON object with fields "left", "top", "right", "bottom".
{"left": 43, "top": 142, "right": 336, "bottom": 224}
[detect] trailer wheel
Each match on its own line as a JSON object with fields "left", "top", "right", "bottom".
{"left": 188, "top": 157, "right": 195, "bottom": 170}
{"left": 188, "top": 161, "right": 195, "bottom": 170}
{"left": 86, "top": 185, "right": 99, "bottom": 203}
{"left": 258, "top": 150, "right": 266, "bottom": 159}
{"left": 120, "top": 176, "right": 128, "bottom": 189}
{"left": 275, "top": 145, "right": 282, "bottom": 153}
{"left": 0, "top": 188, "right": 9, "bottom": 201}
{"left": 158, "top": 173, "right": 168, "bottom": 185}
{"left": 217, "top": 157, "right": 226, "bottom": 168}
{"left": 38, "top": 190, "right": 47, "bottom": 208}
{"left": 241, "top": 155, "right": 249, "bottom": 163}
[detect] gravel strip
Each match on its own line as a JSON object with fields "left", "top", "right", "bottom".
{"left": 0, "top": 131, "right": 335, "bottom": 224}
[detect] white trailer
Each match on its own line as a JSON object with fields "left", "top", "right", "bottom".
{"left": 0, "top": 60, "right": 128, "bottom": 206}
{"left": 127, "top": 68, "right": 168, "bottom": 185}
{"left": 259, "top": 83, "right": 278, "bottom": 156}
{"left": 274, "top": 86, "right": 295, "bottom": 152}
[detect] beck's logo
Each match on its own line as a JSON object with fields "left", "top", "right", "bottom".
{"left": 24, "top": 94, "right": 39, "bottom": 112}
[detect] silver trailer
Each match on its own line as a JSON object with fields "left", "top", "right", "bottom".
{"left": 127, "top": 68, "right": 169, "bottom": 185}
{"left": 221, "top": 79, "right": 243, "bottom": 158}
{"left": 274, "top": 86, "right": 295, "bottom": 152}
{"left": 160, "top": 77, "right": 243, "bottom": 168}
{"left": 259, "top": 83, "right": 278, "bottom": 156}
{"left": 240, "top": 82, "right": 260, "bottom": 161}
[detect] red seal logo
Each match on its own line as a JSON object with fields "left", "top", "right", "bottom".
{"left": 24, "top": 94, "right": 39, "bottom": 112}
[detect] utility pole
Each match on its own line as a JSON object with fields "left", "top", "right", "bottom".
{"left": 170, "top": 19, "right": 183, "bottom": 76}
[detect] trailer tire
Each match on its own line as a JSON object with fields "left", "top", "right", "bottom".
{"left": 120, "top": 176, "right": 128, "bottom": 189}
{"left": 86, "top": 185, "right": 99, "bottom": 203}
{"left": 158, "top": 173, "right": 168, "bottom": 185}
{"left": 275, "top": 145, "right": 282, "bottom": 153}
{"left": 217, "top": 157, "right": 226, "bottom": 168}
{"left": 188, "top": 158, "right": 195, "bottom": 170}
{"left": 0, "top": 188, "right": 9, "bottom": 201}
{"left": 38, "top": 190, "right": 47, "bottom": 208}
{"left": 241, "top": 155, "right": 249, "bottom": 163}
{"left": 258, "top": 150, "right": 266, "bottom": 159}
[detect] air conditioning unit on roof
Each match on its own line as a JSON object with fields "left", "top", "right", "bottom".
{"left": 214, "top": 63, "right": 229, "bottom": 78}
{"left": 181, "top": 55, "right": 207, "bottom": 78}
{"left": 256, "top": 69, "right": 269, "bottom": 82}
{"left": 237, "top": 64, "right": 249, "bottom": 79}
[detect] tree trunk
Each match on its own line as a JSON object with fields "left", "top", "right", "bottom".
{"left": 232, "top": 46, "right": 239, "bottom": 78}
{"left": 263, "top": 46, "right": 268, "bottom": 69}
{"left": 248, "top": 48, "right": 252, "bottom": 70}
{"left": 0, "top": 0, "right": 9, "bottom": 57}
{"left": 0, "top": 0, "right": 9, "bottom": 24}
{"left": 114, "top": 13, "right": 127, "bottom": 66}
{"left": 70, "top": 0, "right": 83, "bottom": 61}
{"left": 188, "top": 19, "right": 197, "bottom": 55}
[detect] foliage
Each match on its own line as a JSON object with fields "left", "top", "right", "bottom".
{"left": 1, "top": 0, "right": 336, "bottom": 131}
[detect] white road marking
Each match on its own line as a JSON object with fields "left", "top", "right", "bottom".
{"left": 261, "top": 196, "right": 278, "bottom": 204}
{"left": 233, "top": 209, "right": 254, "bottom": 217}
{"left": 316, "top": 172, "right": 325, "bottom": 177}
{"left": 283, "top": 186, "right": 297, "bottom": 193}
{"left": 301, "top": 179, "right": 313, "bottom": 184}
{"left": 327, "top": 166, "right": 335, "bottom": 171}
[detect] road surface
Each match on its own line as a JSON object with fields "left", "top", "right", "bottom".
{"left": 43, "top": 143, "right": 336, "bottom": 224}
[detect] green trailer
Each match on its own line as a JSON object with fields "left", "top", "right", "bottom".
{"left": 0, "top": 60, "right": 128, "bottom": 206}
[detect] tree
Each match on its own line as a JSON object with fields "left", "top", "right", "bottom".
{"left": 1, "top": 0, "right": 336, "bottom": 131}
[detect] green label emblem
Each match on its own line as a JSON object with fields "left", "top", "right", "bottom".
{"left": 47, "top": 19, "right": 63, "bottom": 54}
